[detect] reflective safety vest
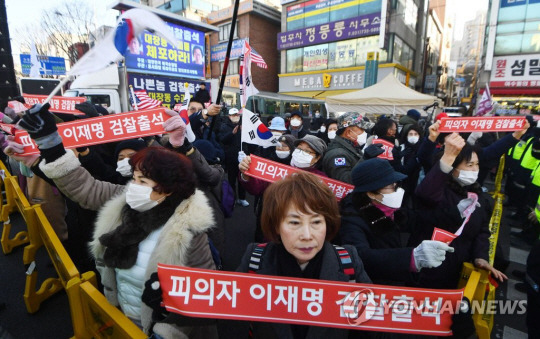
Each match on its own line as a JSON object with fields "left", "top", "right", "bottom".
{"left": 509, "top": 137, "right": 534, "bottom": 161}
{"left": 520, "top": 141, "right": 540, "bottom": 171}
{"left": 532, "top": 163, "right": 540, "bottom": 187}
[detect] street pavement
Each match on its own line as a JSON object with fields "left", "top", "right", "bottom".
{"left": 0, "top": 182, "right": 533, "bottom": 338}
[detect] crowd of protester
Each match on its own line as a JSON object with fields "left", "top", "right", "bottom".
{"left": 0, "top": 95, "right": 539, "bottom": 338}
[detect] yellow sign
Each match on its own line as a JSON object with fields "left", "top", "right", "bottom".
{"left": 224, "top": 75, "right": 240, "bottom": 88}
{"left": 323, "top": 73, "right": 332, "bottom": 88}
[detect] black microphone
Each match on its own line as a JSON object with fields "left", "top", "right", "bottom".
{"left": 423, "top": 102, "right": 439, "bottom": 111}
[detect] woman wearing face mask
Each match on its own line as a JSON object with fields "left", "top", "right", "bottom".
{"left": 316, "top": 119, "right": 338, "bottom": 145}
{"left": 286, "top": 111, "right": 308, "bottom": 139}
{"left": 398, "top": 125, "right": 424, "bottom": 206}
{"left": 232, "top": 171, "right": 371, "bottom": 338}
{"left": 17, "top": 105, "right": 218, "bottom": 338}
{"left": 238, "top": 135, "right": 327, "bottom": 241}
{"left": 413, "top": 133, "right": 507, "bottom": 288}
{"left": 340, "top": 158, "right": 458, "bottom": 286}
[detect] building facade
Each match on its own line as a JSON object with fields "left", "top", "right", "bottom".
{"left": 207, "top": 0, "right": 281, "bottom": 106}
{"left": 277, "top": 0, "right": 429, "bottom": 100}
{"left": 480, "top": 0, "right": 540, "bottom": 116}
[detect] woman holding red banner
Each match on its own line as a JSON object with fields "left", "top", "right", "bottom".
{"left": 16, "top": 104, "right": 219, "bottom": 339}
{"left": 413, "top": 132, "right": 507, "bottom": 288}
{"left": 235, "top": 171, "right": 371, "bottom": 338}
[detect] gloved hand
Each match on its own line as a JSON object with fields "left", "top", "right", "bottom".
{"left": 466, "top": 132, "right": 482, "bottom": 145}
{"left": 238, "top": 150, "right": 247, "bottom": 163}
{"left": 75, "top": 102, "right": 101, "bottom": 118}
{"left": 3, "top": 135, "right": 40, "bottom": 167}
{"left": 450, "top": 297, "right": 475, "bottom": 337}
{"left": 413, "top": 240, "right": 454, "bottom": 272}
{"left": 163, "top": 109, "right": 186, "bottom": 147}
{"left": 141, "top": 272, "right": 168, "bottom": 322}
{"left": 363, "top": 143, "right": 384, "bottom": 159}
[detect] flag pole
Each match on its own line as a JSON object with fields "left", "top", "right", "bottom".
{"left": 43, "top": 76, "right": 71, "bottom": 104}
{"left": 207, "top": 0, "right": 240, "bottom": 140}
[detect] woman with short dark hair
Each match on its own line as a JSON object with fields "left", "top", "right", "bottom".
{"left": 236, "top": 171, "right": 371, "bottom": 338}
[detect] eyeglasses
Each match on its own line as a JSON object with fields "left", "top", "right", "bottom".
{"left": 378, "top": 183, "right": 399, "bottom": 193}
{"left": 296, "top": 148, "right": 317, "bottom": 156}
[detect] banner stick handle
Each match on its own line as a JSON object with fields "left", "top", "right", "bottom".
{"left": 43, "top": 77, "right": 70, "bottom": 104}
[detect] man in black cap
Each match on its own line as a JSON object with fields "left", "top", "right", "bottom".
{"left": 193, "top": 82, "right": 211, "bottom": 105}
{"left": 322, "top": 112, "right": 383, "bottom": 183}
{"left": 285, "top": 111, "right": 308, "bottom": 139}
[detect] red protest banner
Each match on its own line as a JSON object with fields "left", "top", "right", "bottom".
{"left": 372, "top": 139, "right": 394, "bottom": 160}
{"left": 245, "top": 155, "right": 354, "bottom": 200}
{"left": 22, "top": 94, "right": 87, "bottom": 115}
{"left": 438, "top": 116, "right": 526, "bottom": 133}
{"left": 0, "top": 108, "right": 168, "bottom": 155}
{"left": 158, "top": 265, "right": 464, "bottom": 336}
{"left": 431, "top": 228, "right": 457, "bottom": 244}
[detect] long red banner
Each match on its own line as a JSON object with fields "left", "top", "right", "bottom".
{"left": 245, "top": 155, "right": 354, "bottom": 201}
{"left": 438, "top": 116, "right": 526, "bottom": 133}
{"left": 22, "top": 94, "right": 87, "bottom": 115}
{"left": 158, "top": 265, "right": 464, "bottom": 336}
{"left": 0, "top": 108, "right": 168, "bottom": 155}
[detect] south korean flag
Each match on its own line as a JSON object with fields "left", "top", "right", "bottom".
{"left": 241, "top": 109, "right": 280, "bottom": 148}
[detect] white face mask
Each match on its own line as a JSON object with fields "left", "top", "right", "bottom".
{"left": 320, "top": 125, "right": 326, "bottom": 133}
{"left": 290, "top": 119, "right": 302, "bottom": 127}
{"left": 315, "top": 113, "right": 321, "bottom": 118}
{"left": 380, "top": 187, "right": 405, "bottom": 208}
{"left": 357, "top": 131, "right": 367, "bottom": 146}
{"left": 290, "top": 149, "right": 314, "bottom": 168}
{"left": 272, "top": 131, "right": 283, "bottom": 137}
{"left": 407, "top": 136, "right": 419, "bottom": 144}
{"left": 116, "top": 158, "right": 132, "bottom": 177}
{"left": 230, "top": 116, "right": 240, "bottom": 123}
{"left": 328, "top": 131, "right": 336, "bottom": 140}
{"left": 125, "top": 183, "right": 159, "bottom": 212}
{"left": 275, "top": 150, "right": 290, "bottom": 159}
{"left": 455, "top": 170, "right": 479, "bottom": 186}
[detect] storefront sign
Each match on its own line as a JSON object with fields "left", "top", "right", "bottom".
{"left": 224, "top": 74, "right": 240, "bottom": 88}
{"left": 128, "top": 74, "right": 209, "bottom": 109}
{"left": 125, "top": 22, "right": 205, "bottom": 79}
{"left": 158, "top": 265, "right": 464, "bottom": 336}
{"left": 490, "top": 54, "right": 540, "bottom": 87}
{"left": 278, "top": 13, "right": 381, "bottom": 50}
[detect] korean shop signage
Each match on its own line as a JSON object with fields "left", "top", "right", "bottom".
{"left": 490, "top": 54, "right": 540, "bottom": 87}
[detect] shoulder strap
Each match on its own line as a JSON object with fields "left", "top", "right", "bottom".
{"left": 332, "top": 244, "right": 356, "bottom": 282}
{"left": 248, "top": 243, "right": 268, "bottom": 273}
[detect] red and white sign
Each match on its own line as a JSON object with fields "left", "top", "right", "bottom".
{"left": 1, "top": 108, "right": 168, "bottom": 155}
{"left": 490, "top": 54, "right": 540, "bottom": 88}
{"left": 22, "top": 94, "right": 87, "bottom": 115}
{"left": 158, "top": 265, "right": 464, "bottom": 336}
{"left": 246, "top": 155, "right": 354, "bottom": 200}
{"left": 431, "top": 228, "right": 457, "bottom": 244}
{"left": 372, "top": 139, "right": 394, "bottom": 160}
{"left": 438, "top": 116, "right": 526, "bottom": 133}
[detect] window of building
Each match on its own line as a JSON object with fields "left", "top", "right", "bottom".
{"left": 286, "top": 48, "right": 304, "bottom": 73}
{"left": 390, "top": 34, "right": 415, "bottom": 70}
{"left": 495, "top": 1, "right": 540, "bottom": 55}
{"left": 394, "top": 0, "right": 418, "bottom": 31}
{"left": 303, "top": 44, "right": 329, "bottom": 71}
{"left": 220, "top": 59, "right": 239, "bottom": 75}
{"left": 218, "top": 22, "right": 238, "bottom": 42}
{"left": 285, "top": 36, "right": 388, "bottom": 72}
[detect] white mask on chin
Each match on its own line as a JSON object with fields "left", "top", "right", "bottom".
{"left": 328, "top": 131, "right": 336, "bottom": 140}
{"left": 125, "top": 183, "right": 162, "bottom": 212}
